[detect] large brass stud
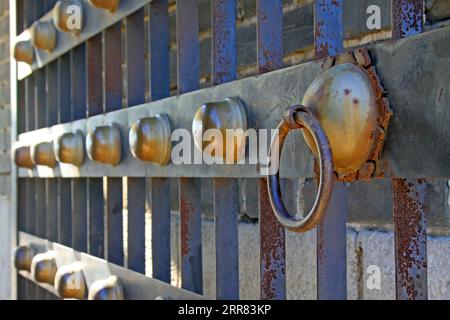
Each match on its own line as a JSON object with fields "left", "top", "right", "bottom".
{"left": 129, "top": 113, "right": 172, "bottom": 165}
{"left": 53, "top": 0, "right": 84, "bottom": 35}
{"left": 54, "top": 131, "right": 84, "bottom": 166}
{"left": 301, "top": 62, "right": 389, "bottom": 179}
{"left": 31, "top": 141, "right": 57, "bottom": 168}
{"left": 31, "top": 251, "right": 57, "bottom": 285}
{"left": 88, "top": 276, "right": 124, "bottom": 300}
{"left": 14, "top": 146, "right": 34, "bottom": 169}
{"left": 192, "top": 97, "right": 247, "bottom": 164}
{"left": 14, "top": 246, "right": 35, "bottom": 272}
{"left": 30, "top": 20, "right": 57, "bottom": 52}
{"left": 88, "top": 0, "right": 120, "bottom": 12}
{"left": 13, "top": 41, "right": 34, "bottom": 64}
{"left": 86, "top": 124, "right": 122, "bottom": 166}
{"left": 54, "top": 262, "right": 87, "bottom": 300}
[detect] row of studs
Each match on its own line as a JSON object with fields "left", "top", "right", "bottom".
{"left": 15, "top": 97, "right": 248, "bottom": 169}
{"left": 14, "top": 0, "right": 120, "bottom": 65}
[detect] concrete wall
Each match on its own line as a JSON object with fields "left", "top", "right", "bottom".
{"left": 0, "top": 0, "right": 12, "bottom": 300}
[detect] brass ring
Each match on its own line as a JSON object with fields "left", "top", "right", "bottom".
{"left": 267, "top": 105, "right": 334, "bottom": 232}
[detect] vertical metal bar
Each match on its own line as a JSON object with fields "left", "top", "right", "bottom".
{"left": 148, "top": 1, "right": 171, "bottom": 282}
{"left": 314, "top": 0, "right": 344, "bottom": 59}
{"left": 57, "top": 54, "right": 72, "bottom": 247}
{"left": 71, "top": 44, "right": 88, "bottom": 253}
{"left": 104, "top": 23, "right": 124, "bottom": 266}
{"left": 211, "top": 0, "right": 239, "bottom": 300}
{"left": 176, "top": 0, "right": 203, "bottom": 294}
{"left": 86, "top": 34, "right": 104, "bottom": 258}
{"left": 126, "top": 9, "right": 146, "bottom": 274}
{"left": 314, "top": 0, "right": 347, "bottom": 300}
{"left": 256, "top": 0, "right": 286, "bottom": 300}
{"left": 46, "top": 61, "right": 58, "bottom": 243}
{"left": 391, "top": 0, "right": 427, "bottom": 301}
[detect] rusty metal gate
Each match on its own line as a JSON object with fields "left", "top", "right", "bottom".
{"left": 9, "top": 0, "right": 449, "bottom": 300}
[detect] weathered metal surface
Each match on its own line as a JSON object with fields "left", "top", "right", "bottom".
{"left": 314, "top": 0, "right": 347, "bottom": 300}
{"left": 301, "top": 60, "right": 391, "bottom": 181}
{"left": 16, "top": 27, "right": 450, "bottom": 179}
{"left": 53, "top": 0, "right": 84, "bottom": 34}
{"left": 31, "top": 141, "right": 57, "bottom": 168}
{"left": 86, "top": 34, "right": 104, "bottom": 258}
{"left": 104, "top": 22, "right": 123, "bottom": 267}
{"left": 214, "top": 178, "right": 240, "bottom": 299}
{"left": 212, "top": 0, "right": 240, "bottom": 300}
{"left": 86, "top": 124, "right": 122, "bottom": 166}
{"left": 14, "top": 146, "right": 33, "bottom": 168}
{"left": 192, "top": 97, "right": 247, "bottom": 163}
{"left": 129, "top": 114, "right": 172, "bottom": 165}
{"left": 14, "top": 246, "right": 35, "bottom": 272}
{"left": 314, "top": 0, "right": 343, "bottom": 58}
{"left": 392, "top": 0, "right": 423, "bottom": 40}
{"left": 392, "top": 178, "right": 428, "bottom": 300}
{"left": 54, "top": 131, "right": 84, "bottom": 167}
{"left": 268, "top": 106, "right": 334, "bottom": 232}
{"left": 31, "top": 251, "right": 57, "bottom": 285}
{"left": 18, "top": 232, "right": 204, "bottom": 300}
{"left": 15, "top": 0, "right": 154, "bottom": 79}
{"left": 176, "top": 0, "right": 203, "bottom": 294}
{"left": 316, "top": 181, "right": 348, "bottom": 299}
{"left": 70, "top": 44, "right": 88, "bottom": 253}
{"left": 54, "top": 262, "right": 87, "bottom": 299}
{"left": 88, "top": 0, "right": 120, "bottom": 12}
{"left": 30, "top": 20, "right": 57, "bottom": 52}
{"left": 257, "top": 0, "right": 286, "bottom": 299}
{"left": 126, "top": 8, "right": 146, "bottom": 274}
{"left": 14, "top": 40, "right": 34, "bottom": 64}
{"left": 392, "top": 0, "right": 428, "bottom": 301}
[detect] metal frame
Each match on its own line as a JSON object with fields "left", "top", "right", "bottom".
{"left": 9, "top": 0, "right": 450, "bottom": 301}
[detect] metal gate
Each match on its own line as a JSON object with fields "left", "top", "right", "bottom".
{"left": 9, "top": 0, "right": 449, "bottom": 300}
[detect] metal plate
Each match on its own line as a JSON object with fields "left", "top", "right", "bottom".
{"left": 15, "top": 27, "right": 450, "bottom": 179}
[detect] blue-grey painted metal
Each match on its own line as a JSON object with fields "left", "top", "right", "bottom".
{"left": 391, "top": 0, "right": 428, "bottom": 301}
{"left": 176, "top": 0, "right": 203, "bottom": 294}
{"left": 211, "top": 0, "right": 240, "bottom": 300}
{"left": 256, "top": 0, "right": 286, "bottom": 300}
{"left": 148, "top": 0, "right": 171, "bottom": 282}
{"left": 86, "top": 34, "right": 105, "bottom": 258}
{"left": 71, "top": 44, "right": 88, "bottom": 253}
{"left": 314, "top": 0, "right": 347, "bottom": 300}
{"left": 314, "top": 0, "right": 344, "bottom": 59}
{"left": 126, "top": 9, "right": 146, "bottom": 274}
{"left": 57, "top": 54, "right": 72, "bottom": 247}
{"left": 104, "top": 22, "right": 124, "bottom": 267}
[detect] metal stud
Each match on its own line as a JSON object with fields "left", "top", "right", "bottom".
{"left": 14, "top": 246, "right": 35, "bottom": 272}
{"left": 31, "top": 141, "right": 57, "bottom": 168}
{"left": 192, "top": 97, "right": 247, "bottom": 164}
{"left": 129, "top": 113, "right": 172, "bottom": 165}
{"left": 31, "top": 251, "right": 57, "bottom": 285}
{"left": 14, "top": 146, "right": 34, "bottom": 169}
{"left": 88, "top": 0, "right": 120, "bottom": 12}
{"left": 54, "top": 262, "right": 87, "bottom": 300}
{"left": 13, "top": 41, "right": 34, "bottom": 64}
{"left": 301, "top": 62, "right": 389, "bottom": 179}
{"left": 54, "top": 131, "right": 85, "bottom": 167}
{"left": 53, "top": 0, "right": 84, "bottom": 35}
{"left": 86, "top": 123, "right": 122, "bottom": 166}
{"left": 31, "top": 20, "right": 57, "bottom": 52}
{"left": 88, "top": 276, "right": 124, "bottom": 300}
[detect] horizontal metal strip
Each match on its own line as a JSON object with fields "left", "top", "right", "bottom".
{"left": 16, "top": 27, "right": 450, "bottom": 179}
{"left": 18, "top": 232, "right": 204, "bottom": 300}
{"left": 15, "top": 0, "right": 153, "bottom": 80}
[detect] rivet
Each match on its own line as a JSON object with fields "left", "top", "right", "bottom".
{"left": 54, "top": 262, "right": 87, "bottom": 300}
{"left": 31, "top": 251, "right": 57, "bottom": 285}
{"left": 14, "top": 146, "right": 34, "bottom": 169}
{"left": 129, "top": 113, "right": 172, "bottom": 165}
{"left": 88, "top": 276, "right": 124, "bottom": 300}
{"left": 14, "top": 246, "right": 35, "bottom": 272}
{"left": 31, "top": 141, "right": 57, "bottom": 168}
{"left": 86, "top": 123, "right": 122, "bottom": 166}
{"left": 13, "top": 41, "right": 34, "bottom": 64}
{"left": 31, "top": 20, "right": 57, "bottom": 52}
{"left": 53, "top": 0, "right": 84, "bottom": 35}
{"left": 88, "top": 0, "right": 120, "bottom": 12}
{"left": 54, "top": 131, "right": 84, "bottom": 167}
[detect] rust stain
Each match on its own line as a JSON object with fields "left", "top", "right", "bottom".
{"left": 393, "top": 178, "right": 428, "bottom": 300}
{"left": 180, "top": 193, "right": 194, "bottom": 258}
{"left": 259, "top": 179, "right": 285, "bottom": 300}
